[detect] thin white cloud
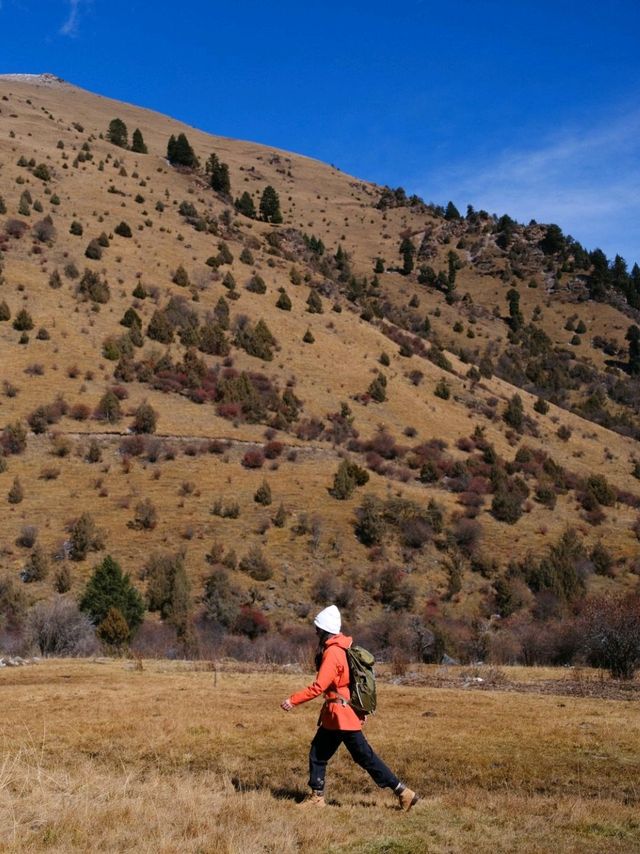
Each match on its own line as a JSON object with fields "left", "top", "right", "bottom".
{"left": 421, "top": 109, "right": 640, "bottom": 266}
{"left": 60, "top": 0, "right": 83, "bottom": 37}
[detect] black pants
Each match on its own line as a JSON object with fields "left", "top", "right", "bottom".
{"left": 308, "top": 727, "right": 400, "bottom": 792}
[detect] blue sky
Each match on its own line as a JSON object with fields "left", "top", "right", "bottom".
{"left": 1, "top": 0, "right": 639, "bottom": 266}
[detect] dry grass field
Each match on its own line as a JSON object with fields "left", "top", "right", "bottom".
{"left": 1, "top": 659, "right": 639, "bottom": 853}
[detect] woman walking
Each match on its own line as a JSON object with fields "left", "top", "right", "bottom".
{"left": 281, "top": 605, "right": 419, "bottom": 810}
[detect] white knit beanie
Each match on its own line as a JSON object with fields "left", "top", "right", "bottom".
{"left": 314, "top": 605, "right": 341, "bottom": 634}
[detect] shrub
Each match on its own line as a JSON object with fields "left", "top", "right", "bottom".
{"left": 242, "top": 448, "right": 265, "bottom": 469}
{"left": 17, "top": 525, "right": 38, "bottom": 548}
{"left": 130, "top": 499, "right": 158, "bottom": 530}
{"left": 131, "top": 401, "right": 158, "bottom": 434}
{"left": 503, "top": 394, "right": 524, "bottom": 431}
{"left": 114, "top": 221, "right": 132, "bottom": 238}
{"left": 172, "top": 264, "right": 190, "bottom": 287}
{"left": 580, "top": 593, "right": 640, "bottom": 679}
{"left": 0, "top": 573, "right": 27, "bottom": 632}
{"left": 85, "top": 239, "right": 103, "bottom": 260}
{"left": 13, "top": 309, "right": 34, "bottom": 331}
{"left": 69, "top": 220, "right": 83, "bottom": 236}
{"left": 202, "top": 568, "right": 241, "bottom": 628}
{"left": 306, "top": 289, "right": 323, "bottom": 313}
{"left": 94, "top": 390, "right": 121, "bottom": 423}
{"left": 590, "top": 542, "right": 614, "bottom": 577}
{"left": 0, "top": 300, "right": 10, "bottom": 321}
{"left": 1, "top": 421, "right": 27, "bottom": 454}
{"left": 434, "top": 378, "right": 450, "bottom": 400}
{"left": 247, "top": 273, "right": 267, "bottom": 294}
{"left": 368, "top": 373, "right": 387, "bottom": 402}
{"left": 69, "top": 512, "right": 104, "bottom": 561}
{"left": 276, "top": 291, "right": 292, "bottom": 311}
{"left": 53, "top": 564, "right": 72, "bottom": 594}
{"left": 585, "top": 474, "right": 616, "bottom": 507}
{"left": 239, "top": 546, "right": 272, "bottom": 580}
{"left": 22, "top": 545, "right": 50, "bottom": 583}
{"left": 147, "top": 309, "right": 174, "bottom": 343}
{"left": 254, "top": 480, "right": 272, "bottom": 506}
{"left": 491, "top": 490, "right": 523, "bottom": 524}
{"left": 233, "top": 605, "right": 269, "bottom": 639}
{"left": 7, "top": 476, "right": 24, "bottom": 504}
{"left": 78, "top": 268, "right": 110, "bottom": 303}
{"left": 330, "top": 459, "right": 370, "bottom": 499}
{"left": 28, "top": 597, "right": 97, "bottom": 656}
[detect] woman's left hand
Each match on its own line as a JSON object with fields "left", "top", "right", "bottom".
{"left": 280, "top": 698, "right": 293, "bottom": 711}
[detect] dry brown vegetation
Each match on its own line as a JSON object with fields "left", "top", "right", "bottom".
{"left": 0, "top": 659, "right": 638, "bottom": 853}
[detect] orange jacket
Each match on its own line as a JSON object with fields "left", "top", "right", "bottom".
{"left": 288, "top": 634, "right": 362, "bottom": 730}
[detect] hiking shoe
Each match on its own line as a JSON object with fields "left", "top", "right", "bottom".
{"left": 297, "top": 791, "right": 326, "bottom": 808}
{"left": 396, "top": 786, "right": 419, "bottom": 812}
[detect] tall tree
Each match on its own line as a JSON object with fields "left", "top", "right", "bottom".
{"left": 506, "top": 288, "right": 524, "bottom": 331}
{"left": 259, "top": 185, "right": 283, "bottom": 223}
{"left": 79, "top": 555, "right": 144, "bottom": 635}
{"left": 131, "top": 128, "right": 148, "bottom": 154}
{"left": 399, "top": 237, "right": 415, "bottom": 276}
{"left": 207, "top": 153, "right": 231, "bottom": 195}
{"left": 107, "top": 118, "right": 128, "bottom": 148}
{"left": 167, "top": 133, "right": 198, "bottom": 168}
{"left": 626, "top": 325, "right": 640, "bottom": 375}
{"left": 235, "top": 191, "right": 256, "bottom": 218}
{"left": 444, "top": 201, "right": 461, "bottom": 220}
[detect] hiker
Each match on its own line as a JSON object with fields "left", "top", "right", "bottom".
{"left": 280, "top": 604, "right": 419, "bottom": 810}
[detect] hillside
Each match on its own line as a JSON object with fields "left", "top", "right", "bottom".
{"left": 0, "top": 74, "right": 639, "bottom": 661}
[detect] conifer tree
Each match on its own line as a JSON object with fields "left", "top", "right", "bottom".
{"left": 626, "top": 325, "right": 640, "bottom": 375}
{"left": 167, "top": 133, "right": 198, "bottom": 168}
{"left": 235, "top": 191, "right": 257, "bottom": 218}
{"left": 107, "top": 118, "right": 128, "bottom": 148}
{"left": 506, "top": 288, "right": 524, "bottom": 331}
{"left": 259, "top": 185, "right": 283, "bottom": 223}
{"left": 131, "top": 128, "right": 148, "bottom": 154}
{"left": 399, "top": 237, "right": 415, "bottom": 276}
{"left": 445, "top": 201, "right": 461, "bottom": 220}
{"left": 80, "top": 555, "right": 144, "bottom": 635}
{"left": 207, "top": 153, "right": 231, "bottom": 195}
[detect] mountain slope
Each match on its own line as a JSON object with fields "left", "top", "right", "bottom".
{"left": 0, "top": 75, "right": 638, "bottom": 655}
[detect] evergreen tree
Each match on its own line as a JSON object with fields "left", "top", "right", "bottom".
{"left": 167, "top": 133, "right": 198, "bottom": 168}
{"left": 235, "top": 191, "right": 257, "bottom": 218}
{"left": 306, "top": 289, "right": 323, "bottom": 313}
{"left": 259, "top": 185, "right": 283, "bottom": 223}
{"left": 399, "top": 237, "right": 415, "bottom": 276}
{"left": 207, "top": 153, "right": 231, "bottom": 195}
{"left": 80, "top": 555, "right": 144, "bottom": 635}
{"left": 107, "top": 118, "right": 128, "bottom": 148}
{"left": 276, "top": 290, "right": 292, "bottom": 311}
{"left": 503, "top": 393, "right": 524, "bottom": 431}
{"left": 626, "top": 325, "right": 640, "bottom": 375}
{"left": 131, "top": 128, "right": 148, "bottom": 154}
{"left": 444, "top": 201, "right": 461, "bottom": 220}
{"left": 506, "top": 288, "right": 524, "bottom": 331}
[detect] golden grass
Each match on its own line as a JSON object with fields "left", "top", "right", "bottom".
{"left": 1, "top": 660, "right": 639, "bottom": 852}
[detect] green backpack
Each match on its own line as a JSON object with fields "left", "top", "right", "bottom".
{"left": 346, "top": 645, "right": 377, "bottom": 716}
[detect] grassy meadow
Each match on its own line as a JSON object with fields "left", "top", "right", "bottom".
{"left": 1, "top": 660, "right": 639, "bottom": 853}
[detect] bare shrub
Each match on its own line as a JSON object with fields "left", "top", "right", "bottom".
{"left": 27, "top": 597, "right": 98, "bottom": 656}
{"left": 580, "top": 593, "right": 640, "bottom": 679}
